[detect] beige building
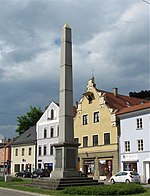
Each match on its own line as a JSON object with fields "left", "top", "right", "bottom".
{"left": 11, "top": 126, "right": 36, "bottom": 175}
{"left": 74, "top": 78, "right": 146, "bottom": 180}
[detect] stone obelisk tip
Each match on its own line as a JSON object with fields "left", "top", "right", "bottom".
{"left": 63, "top": 23, "right": 71, "bottom": 29}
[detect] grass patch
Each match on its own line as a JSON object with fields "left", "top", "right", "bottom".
{"left": 0, "top": 178, "right": 149, "bottom": 196}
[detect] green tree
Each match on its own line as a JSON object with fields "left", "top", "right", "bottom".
{"left": 16, "top": 106, "right": 43, "bottom": 135}
{"left": 129, "top": 90, "right": 150, "bottom": 100}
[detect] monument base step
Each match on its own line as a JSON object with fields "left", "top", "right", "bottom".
{"left": 26, "top": 177, "right": 104, "bottom": 190}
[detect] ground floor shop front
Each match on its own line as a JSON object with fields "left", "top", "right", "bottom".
{"left": 37, "top": 159, "right": 53, "bottom": 172}
{"left": 78, "top": 151, "right": 119, "bottom": 180}
{"left": 121, "top": 153, "right": 150, "bottom": 183}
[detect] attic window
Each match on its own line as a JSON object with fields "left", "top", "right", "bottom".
{"left": 83, "top": 91, "right": 94, "bottom": 104}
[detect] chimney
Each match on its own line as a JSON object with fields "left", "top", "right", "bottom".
{"left": 113, "top": 87, "right": 118, "bottom": 97}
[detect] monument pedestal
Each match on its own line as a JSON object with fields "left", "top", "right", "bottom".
{"left": 51, "top": 142, "right": 80, "bottom": 179}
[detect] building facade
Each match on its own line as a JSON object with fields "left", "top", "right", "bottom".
{"left": 0, "top": 138, "right": 12, "bottom": 174}
{"left": 74, "top": 77, "right": 147, "bottom": 180}
{"left": 11, "top": 126, "right": 36, "bottom": 175}
{"left": 36, "top": 102, "right": 59, "bottom": 172}
{"left": 117, "top": 102, "right": 150, "bottom": 183}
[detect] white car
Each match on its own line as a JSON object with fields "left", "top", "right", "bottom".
{"left": 110, "top": 171, "right": 141, "bottom": 184}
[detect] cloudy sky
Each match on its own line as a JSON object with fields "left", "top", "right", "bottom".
{"left": 0, "top": 0, "right": 149, "bottom": 138}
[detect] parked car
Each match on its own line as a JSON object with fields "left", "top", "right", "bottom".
{"left": 31, "top": 169, "right": 50, "bottom": 178}
{"left": 110, "top": 171, "right": 141, "bottom": 184}
{"left": 15, "top": 170, "right": 31, "bottom": 178}
{"left": 148, "top": 178, "right": 150, "bottom": 184}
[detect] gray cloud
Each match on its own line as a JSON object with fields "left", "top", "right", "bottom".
{"left": 0, "top": 0, "right": 149, "bottom": 138}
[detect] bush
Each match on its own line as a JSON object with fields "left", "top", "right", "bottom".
{"left": 62, "top": 183, "right": 145, "bottom": 195}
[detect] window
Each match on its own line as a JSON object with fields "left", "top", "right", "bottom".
{"left": 57, "top": 126, "right": 59, "bottom": 137}
{"left": 75, "top": 138, "right": 79, "bottom": 144}
{"left": 137, "top": 139, "right": 143, "bottom": 151}
{"left": 125, "top": 141, "right": 130, "bottom": 152}
{"left": 44, "top": 128, "right": 47, "bottom": 138}
{"left": 50, "top": 127, "right": 54, "bottom": 137}
{"left": 83, "top": 136, "right": 88, "bottom": 147}
{"left": 22, "top": 148, "right": 25, "bottom": 156}
{"left": 51, "top": 109, "right": 54, "bottom": 120}
{"left": 29, "top": 147, "right": 32, "bottom": 155}
{"left": 93, "top": 135, "right": 98, "bottom": 146}
{"left": 14, "top": 164, "right": 20, "bottom": 172}
{"left": 39, "top": 146, "right": 42, "bottom": 156}
{"left": 44, "top": 145, "right": 47, "bottom": 155}
{"left": 94, "top": 112, "right": 99, "bottom": 123}
{"left": 50, "top": 145, "right": 53, "bottom": 155}
{"left": 15, "top": 149, "right": 18, "bottom": 156}
{"left": 137, "top": 118, "right": 143, "bottom": 129}
{"left": 83, "top": 115, "right": 88, "bottom": 125}
{"left": 104, "top": 133, "right": 110, "bottom": 145}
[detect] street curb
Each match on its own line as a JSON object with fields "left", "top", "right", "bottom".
{"left": 0, "top": 187, "right": 51, "bottom": 196}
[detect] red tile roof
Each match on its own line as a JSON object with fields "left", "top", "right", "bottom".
{"left": 96, "top": 88, "right": 149, "bottom": 112}
{"left": 116, "top": 102, "right": 150, "bottom": 115}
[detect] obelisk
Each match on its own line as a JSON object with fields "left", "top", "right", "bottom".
{"left": 51, "top": 24, "right": 79, "bottom": 178}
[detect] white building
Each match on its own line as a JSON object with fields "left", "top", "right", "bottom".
{"left": 36, "top": 102, "right": 59, "bottom": 172}
{"left": 118, "top": 102, "right": 150, "bottom": 183}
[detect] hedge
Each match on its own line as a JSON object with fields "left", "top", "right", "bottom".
{"left": 62, "top": 183, "right": 145, "bottom": 195}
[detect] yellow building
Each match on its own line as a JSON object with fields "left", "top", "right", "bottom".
{"left": 11, "top": 126, "right": 36, "bottom": 175}
{"left": 74, "top": 78, "right": 145, "bottom": 180}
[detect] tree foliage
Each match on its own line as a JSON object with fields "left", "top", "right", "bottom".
{"left": 16, "top": 106, "right": 43, "bottom": 135}
{"left": 129, "top": 90, "right": 150, "bottom": 100}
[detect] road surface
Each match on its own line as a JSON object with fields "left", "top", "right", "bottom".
{"left": 0, "top": 187, "right": 49, "bottom": 196}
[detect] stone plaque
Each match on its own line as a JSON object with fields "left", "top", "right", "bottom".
{"left": 66, "top": 149, "right": 76, "bottom": 169}
{"left": 55, "top": 149, "right": 62, "bottom": 168}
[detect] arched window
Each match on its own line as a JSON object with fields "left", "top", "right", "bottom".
{"left": 51, "top": 109, "right": 54, "bottom": 120}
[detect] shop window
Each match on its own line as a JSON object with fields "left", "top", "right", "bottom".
{"left": 123, "top": 163, "right": 137, "bottom": 171}
{"left": 136, "top": 118, "right": 143, "bottom": 129}
{"left": 137, "top": 139, "right": 143, "bottom": 151}
{"left": 125, "top": 141, "right": 130, "bottom": 152}
{"left": 44, "top": 128, "right": 47, "bottom": 138}
{"left": 84, "top": 160, "right": 95, "bottom": 175}
{"left": 14, "top": 164, "right": 20, "bottom": 172}
{"left": 38, "top": 163, "right": 41, "bottom": 169}
{"left": 94, "top": 112, "right": 99, "bottom": 123}
{"left": 38, "top": 146, "right": 42, "bottom": 156}
{"left": 93, "top": 135, "right": 98, "bottom": 146}
{"left": 99, "top": 160, "right": 112, "bottom": 178}
{"left": 21, "top": 164, "right": 24, "bottom": 171}
{"left": 104, "top": 133, "right": 110, "bottom": 145}
{"left": 83, "top": 136, "right": 88, "bottom": 147}
{"left": 83, "top": 115, "right": 88, "bottom": 125}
